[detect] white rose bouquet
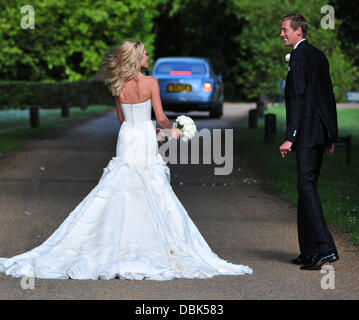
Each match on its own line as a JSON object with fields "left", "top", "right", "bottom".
{"left": 156, "top": 115, "right": 197, "bottom": 143}
{"left": 175, "top": 115, "right": 197, "bottom": 142}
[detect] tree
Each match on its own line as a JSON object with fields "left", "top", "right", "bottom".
{"left": 154, "top": 0, "right": 244, "bottom": 100}
{"left": 228, "top": 0, "right": 358, "bottom": 101}
{"left": 0, "top": 0, "right": 163, "bottom": 81}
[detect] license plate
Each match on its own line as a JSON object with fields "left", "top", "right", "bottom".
{"left": 167, "top": 84, "right": 191, "bottom": 92}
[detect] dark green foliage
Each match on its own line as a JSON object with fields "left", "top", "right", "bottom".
{"left": 330, "top": 0, "right": 359, "bottom": 68}
{"left": 154, "top": 0, "right": 359, "bottom": 101}
{"left": 0, "top": 0, "right": 357, "bottom": 103}
{"left": 0, "top": 0, "right": 163, "bottom": 81}
{"left": 0, "top": 80, "right": 113, "bottom": 110}
{"left": 154, "top": 0, "right": 244, "bottom": 100}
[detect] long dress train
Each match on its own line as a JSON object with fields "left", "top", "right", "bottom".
{"left": 0, "top": 99, "right": 252, "bottom": 280}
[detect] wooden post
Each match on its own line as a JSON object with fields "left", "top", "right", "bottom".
{"left": 29, "top": 107, "right": 40, "bottom": 128}
{"left": 347, "top": 135, "right": 351, "bottom": 166}
{"left": 80, "top": 95, "right": 88, "bottom": 110}
{"left": 61, "top": 100, "right": 70, "bottom": 117}
{"left": 336, "top": 135, "right": 351, "bottom": 166}
{"left": 256, "top": 94, "right": 268, "bottom": 118}
{"left": 248, "top": 109, "right": 258, "bottom": 129}
{"left": 264, "top": 113, "right": 276, "bottom": 143}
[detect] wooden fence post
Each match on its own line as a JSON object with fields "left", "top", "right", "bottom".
{"left": 80, "top": 95, "right": 88, "bottom": 110}
{"left": 248, "top": 109, "right": 258, "bottom": 129}
{"left": 29, "top": 107, "right": 40, "bottom": 128}
{"left": 256, "top": 94, "right": 268, "bottom": 118}
{"left": 61, "top": 100, "right": 70, "bottom": 117}
{"left": 264, "top": 113, "right": 276, "bottom": 143}
{"left": 347, "top": 135, "right": 352, "bottom": 166}
{"left": 336, "top": 135, "right": 352, "bottom": 166}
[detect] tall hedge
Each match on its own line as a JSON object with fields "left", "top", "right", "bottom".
{"left": 0, "top": 80, "right": 113, "bottom": 110}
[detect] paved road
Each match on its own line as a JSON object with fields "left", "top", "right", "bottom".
{"left": 0, "top": 103, "right": 358, "bottom": 300}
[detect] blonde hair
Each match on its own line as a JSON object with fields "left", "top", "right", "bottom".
{"left": 102, "top": 39, "right": 145, "bottom": 96}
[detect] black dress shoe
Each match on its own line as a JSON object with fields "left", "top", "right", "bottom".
{"left": 300, "top": 252, "right": 339, "bottom": 270}
{"left": 291, "top": 254, "right": 313, "bottom": 265}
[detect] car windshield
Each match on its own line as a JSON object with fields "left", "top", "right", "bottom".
{"left": 155, "top": 62, "right": 207, "bottom": 75}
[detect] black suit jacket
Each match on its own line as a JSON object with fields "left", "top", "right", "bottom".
{"left": 284, "top": 40, "right": 338, "bottom": 150}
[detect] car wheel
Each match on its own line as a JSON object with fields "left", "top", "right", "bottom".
{"left": 209, "top": 102, "right": 223, "bottom": 119}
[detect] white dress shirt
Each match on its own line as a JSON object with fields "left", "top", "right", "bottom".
{"left": 293, "top": 38, "right": 306, "bottom": 50}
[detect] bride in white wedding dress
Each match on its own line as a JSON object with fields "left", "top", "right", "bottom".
{"left": 0, "top": 40, "right": 252, "bottom": 280}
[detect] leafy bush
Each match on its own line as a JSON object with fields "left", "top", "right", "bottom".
{"left": 0, "top": 80, "right": 114, "bottom": 110}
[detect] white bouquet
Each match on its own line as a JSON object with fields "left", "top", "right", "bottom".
{"left": 174, "top": 115, "right": 197, "bottom": 142}
{"left": 156, "top": 115, "right": 197, "bottom": 143}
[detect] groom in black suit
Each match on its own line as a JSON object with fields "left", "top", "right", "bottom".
{"left": 279, "top": 13, "right": 339, "bottom": 270}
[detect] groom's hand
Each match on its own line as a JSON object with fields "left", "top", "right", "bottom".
{"left": 324, "top": 143, "right": 335, "bottom": 155}
{"left": 279, "top": 141, "right": 293, "bottom": 158}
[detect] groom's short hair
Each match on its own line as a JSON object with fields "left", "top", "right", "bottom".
{"left": 282, "top": 13, "right": 308, "bottom": 37}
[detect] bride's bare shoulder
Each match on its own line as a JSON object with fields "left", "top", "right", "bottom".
{"left": 141, "top": 75, "right": 158, "bottom": 83}
{"left": 142, "top": 75, "right": 159, "bottom": 89}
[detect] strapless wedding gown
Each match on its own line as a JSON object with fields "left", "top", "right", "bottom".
{"left": 0, "top": 99, "right": 252, "bottom": 280}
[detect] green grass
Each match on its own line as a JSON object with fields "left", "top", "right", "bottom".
{"left": 236, "top": 107, "right": 359, "bottom": 245}
{"left": 0, "top": 105, "right": 112, "bottom": 153}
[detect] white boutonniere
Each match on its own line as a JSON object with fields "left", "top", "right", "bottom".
{"left": 285, "top": 53, "right": 291, "bottom": 71}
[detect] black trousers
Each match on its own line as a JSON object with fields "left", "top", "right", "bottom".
{"left": 296, "top": 145, "right": 337, "bottom": 256}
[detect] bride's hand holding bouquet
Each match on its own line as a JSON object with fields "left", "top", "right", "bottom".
{"left": 157, "top": 115, "right": 197, "bottom": 143}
